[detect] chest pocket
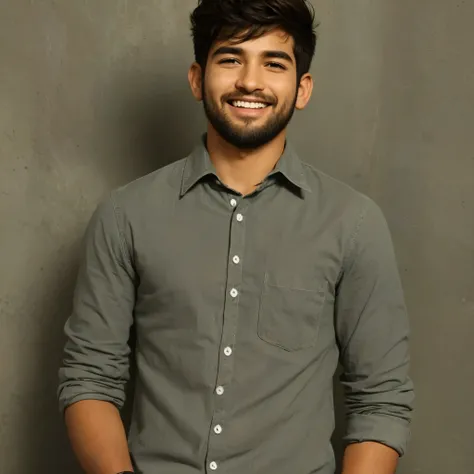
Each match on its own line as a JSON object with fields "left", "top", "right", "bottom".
{"left": 257, "top": 273, "right": 328, "bottom": 351}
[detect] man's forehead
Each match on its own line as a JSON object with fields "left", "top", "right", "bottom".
{"left": 212, "top": 28, "right": 295, "bottom": 54}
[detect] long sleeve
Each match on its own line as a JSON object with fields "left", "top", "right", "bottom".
{"left": 335, "top": 197, "right": 415, "bottom": 456}
{"left": 58, "top": 194, "right": 136, "bottom": 413}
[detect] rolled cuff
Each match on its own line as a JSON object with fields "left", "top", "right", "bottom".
{"left": 344, "top": 413, "right": 411, "bottom": 457}
{"left": 58, "top": 377, "right": 126, "bottom": 414}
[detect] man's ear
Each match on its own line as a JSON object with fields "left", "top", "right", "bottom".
{"left": 188, "top": 62, "right": 203, "bottom": 101}
{"left": 295, "top": 73, "right": 314, "bottom": 110}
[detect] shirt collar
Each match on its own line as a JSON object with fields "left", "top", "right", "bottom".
{"left": 269, "top": 141, "right": 312, "bottom": 193}
{"left": 180, "top": 135, "right": 312, "bottom": 197}
{"left": 180, "top": 135, "right": 218, "bottom": 197}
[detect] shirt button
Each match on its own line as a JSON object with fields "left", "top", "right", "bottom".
{"left": 214, "top": 424, "right": 223, "bottom": 434}
{"left": 209, "top": 461, "right": 218, "bottom": 471}
{"left": 216, "top": 386, "right": 224, "bottom": 395}
{"left": 236, "top": 213, "right": 244, "bottom": 222}
{"left": 224, "top": 347, "right": 233, "bottom": 356}
{"left": 232, "top": 255, "right": 240, "bottom": 264}
{"left": 230, "top": 199, "right": 237, "bottom": 207}
{"left": 230, "top": 288, "right": 238, "bottom": 298}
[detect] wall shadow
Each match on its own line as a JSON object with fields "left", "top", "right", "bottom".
{"left": 19, "top": 74, "right": 202, "bottom": 473}
{"left": 18, "top": 244, "right": 83, "bottom": 474}
{"left": 98, "top": 71, "right": 204, "bottom": 184}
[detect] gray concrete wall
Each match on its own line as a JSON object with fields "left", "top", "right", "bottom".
{"left": 0, "top": 1, "right": 473, "bottom": 472}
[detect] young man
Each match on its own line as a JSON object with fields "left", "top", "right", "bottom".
{"left": 58, "top": 1, "right": 414, "bottom": 473}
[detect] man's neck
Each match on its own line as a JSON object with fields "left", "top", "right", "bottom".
{"left": 206, "top": 126, "right": 287, "bottom": 196}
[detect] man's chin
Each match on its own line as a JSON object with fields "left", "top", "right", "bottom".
{"left": 226, "top": 115, "right": 275, "bottom": 135}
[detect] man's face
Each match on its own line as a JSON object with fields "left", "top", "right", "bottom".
{"left": 191, "top": 29, "right": 311, "bottom": 150}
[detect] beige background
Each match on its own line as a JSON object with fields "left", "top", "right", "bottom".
{"left": 1, "top": 1, "right": 473, "bottom": 473}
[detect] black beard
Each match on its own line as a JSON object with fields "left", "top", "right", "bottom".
{"left": 202, "top": 87, "right": 297, "bottom": 150}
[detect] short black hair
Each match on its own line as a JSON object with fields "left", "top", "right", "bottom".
{"left": 190, "top": 0, "right": 319, "bottom": 79}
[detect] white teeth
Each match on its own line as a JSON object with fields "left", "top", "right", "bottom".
{"left": 231, "top": 100, "right": 268, "bottom": 109}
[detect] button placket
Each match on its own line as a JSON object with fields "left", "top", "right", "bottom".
{"left": 205, "top": 200, "right": 248, "bottom": 471}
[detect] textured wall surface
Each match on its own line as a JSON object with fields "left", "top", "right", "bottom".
{"left": 0, "top": 1, "right": 473, "bottom": 473}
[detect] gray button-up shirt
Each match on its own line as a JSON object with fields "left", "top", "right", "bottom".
{"left": 58, "top": 137, "right": 414, "bottom": 474}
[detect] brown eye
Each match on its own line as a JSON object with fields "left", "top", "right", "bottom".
{"left": 219, "top": 58, "right": 240, "bottom": 65}
{"left": 267, "top": 62, "right": 286, "bottom": 70}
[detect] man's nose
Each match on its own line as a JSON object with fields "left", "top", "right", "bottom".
{"left": 235, "top": 64, "right": 264, "bottom": 93}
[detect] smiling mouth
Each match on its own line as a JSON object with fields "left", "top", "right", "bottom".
{"left": 227, "top": 99, "right": 272, "bottom": 110}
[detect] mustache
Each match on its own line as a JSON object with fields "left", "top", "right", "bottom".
{"left": 223, "top": 93, "right": 276, "bottom": 105}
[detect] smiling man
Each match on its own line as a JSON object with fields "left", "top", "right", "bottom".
{"left": 197, "top": 39, "right": 302, "bottom": 154}
{"left": 58, "top": 1, "right": 414, "bottom": 474}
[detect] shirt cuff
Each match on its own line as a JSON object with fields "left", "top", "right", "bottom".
{"left": 343, "top": 413, "right": 411, "bottom": 456}
{"left": 58, "top": 386, "right": 126, "bottom": 414}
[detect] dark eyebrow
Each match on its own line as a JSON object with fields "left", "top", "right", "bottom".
{"left": 212, "top": 46, "right": 294, "bottom": 64}
{"left": 212, "top": 46, "right": 243, "bottom": 57}
{"left": 262, "top": 50, "right": 294, "bottom": 64}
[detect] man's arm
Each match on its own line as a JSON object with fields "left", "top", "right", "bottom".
{"left": 341, "top": 442, "right": 398, "bottom": 474}
{"left": 58, "top": 195, "right": 136, "bottom": 474}
{"left": 335, "top": 197, "right": 415, "bottom": 473}
{"left": 65, "top": 400, "right": 134, "bottom": 474}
